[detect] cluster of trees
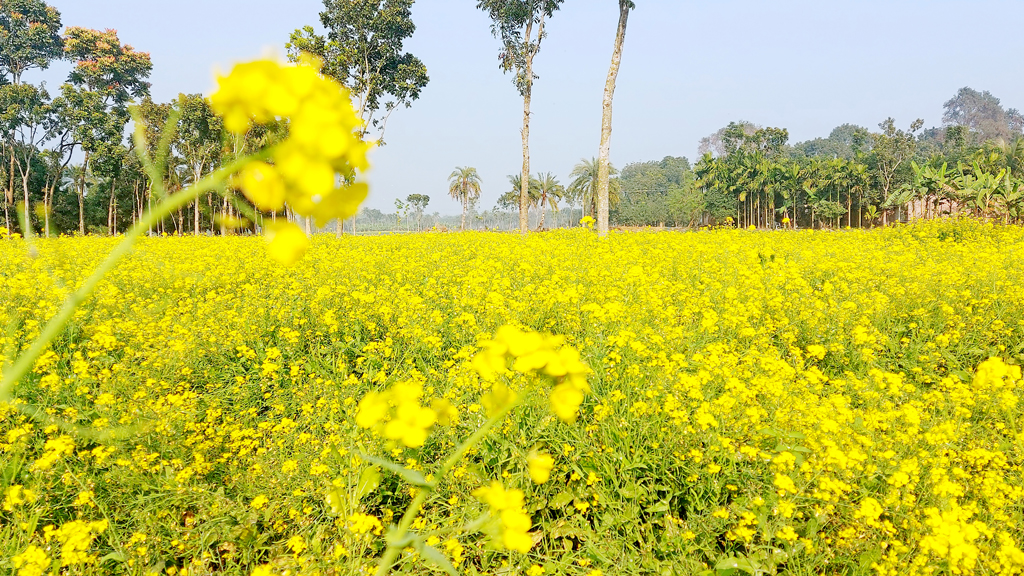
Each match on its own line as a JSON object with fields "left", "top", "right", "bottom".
{"left": 0, "top": 2, "right": 156, "bottom": 237}
{"left": 6, "top": 0, "right": 1022, "bottom": 237}
{"left": 475, "top": 0, "right": 634, "bottom": 236}
{"left": 689, "top": 88, "right": 1024, "bottom": 229}
{"left": 0, "top": 0, "right": 431, "bottom": 238}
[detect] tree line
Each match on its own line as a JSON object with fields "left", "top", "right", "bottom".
{"left": 689, "top": 88, "right": 1023, "bottom": 229}
{"left": 0, "top": 0, "right": 431, "bottom": 238}
{"left": 2, "top": 0, "right": 1020, "bottom": 237}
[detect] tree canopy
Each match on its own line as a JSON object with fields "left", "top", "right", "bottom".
{"left": 287, "top": 0, "right": 428, "bottom": 144}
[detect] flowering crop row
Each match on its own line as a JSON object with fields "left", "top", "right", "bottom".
{"left": 1, "top": 219, "right": 1023, "bottom": 575}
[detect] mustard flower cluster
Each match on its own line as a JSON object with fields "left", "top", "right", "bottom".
{"left": 473, "top": 325, "right": 591, "bottom": 422}
{"left": 472, "top": 481, "right": 533, "bottom": 553}
{"left": 210, "top": 55, "right": 370, "bottom": 265}
{"left": 354, "top": 381, "right": 441, "bottom": 448}
{"left": 527, "top": 451, "right": 555, "bottom": 484}
{"left": 3, "top": 220, "right": 1024, "bottom": 574}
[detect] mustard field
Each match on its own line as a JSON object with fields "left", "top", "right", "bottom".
{"left": 2, "top": 220, "right": 1024, "bottom": 576}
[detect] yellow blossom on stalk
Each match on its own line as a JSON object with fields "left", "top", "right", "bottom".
{"left": 355, "top": 391, "right": 390, "bottom": 429}
{"left": 31, "top": 435, "right": 75, "bottom": 471}
{"left": 550, "top": 381, "right": 585, "bottom": 422}
{"left": 43, "top": 520, "right": 108, "bottom": 567}
{"left": 251, "top": 565, "right": 277, "bottom": 576}
{"left": 264, "top": 222, "right": 309, "bottom": 267}
{"left": 347, "top": 513, "right": 383, "bottom": 535}
{"left": 383, "top": 400, "right": 437, "bottom": 448}
{"left": 854, "top": 498, "right": 883, "bottom": 524}
{"left": 806, "top": 345, "right": 827, "bottom": 360}
{"left": 473, "top": 481, "right": 533, "bottom": 552}
{"left": 527, "top": 452, "right": 554, "bottom": 484}
{"left": 473, "top": 325, "right": 591, "bottom": 422}
{"left": 11, "top": 545, "right": 50, "bottom": 576}
{"left": 355, "top": 382, "right": 439, "bottom": 447}
{"left": 444, "top": 538, "right": 465, "bottom": 567}
{"left": 238, "top": 161, "right": 286, "bottom": 211}
{"left": 974, "top": 357, "right": 1021, "bottom": 388}
{"left": 286, "top": 535, "right": 306, "bottom": 554}
{"left": 919, "top": 506, "right": 984, "bottom": 574}
{"left": 3, "top": 485, "right": 37, "bottom": 511}
{"left": 775, "top": 526, "right": 799, "bottom": 543}
{"left": 210, "top": 54, "right": 370, "bottom": 265}
{"left": 773, "top": 473, "right": 797, "bottom": 495}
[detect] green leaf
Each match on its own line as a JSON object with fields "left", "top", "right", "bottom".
{"left": 385, "top": 527, "right": 416, "bottom": 549}
{"left": 549, "top": 491, "right": 574, "bottom": 509}
{"left": 99, "top": 552, "right": 125, "bottom": 564}
{"left": 356, "top": 466, "right": 381, "bottom": 499}
{"left": 358, "top": 452, "right": 432, "bottom": 488}
{"left": 859, "top": 546, "right": 883, "bottom": 569}
{"left": 619, "top": 483, "right": 641, "bottom": 499}
{"left": 648, "top": 500, "right": 670, "bottom": 513}
{"left": 715, "top": 557, "right": 755, "bottom": 575}
{"left": 420, "top": 543, "right": 459, "bottom": 576}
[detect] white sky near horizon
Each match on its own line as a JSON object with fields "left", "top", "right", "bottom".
{"left": 32, "top": 0, "right": 1024, "bottom": 213}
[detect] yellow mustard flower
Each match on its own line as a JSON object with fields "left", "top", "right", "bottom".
{"left": 527, "top": 452, "right": 554, "bottom": 484}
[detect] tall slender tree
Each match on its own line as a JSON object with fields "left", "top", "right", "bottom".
{"left": 0, "top": 0, "right": 62, "bottom": 232}
{"left": 597, "top": 0, "right": 634, "bottom": 237}
{"left": 477, "top": 0, "right": 563, "bottom": 234}
{"left": 405, "top": 193, "right": 429, "bottom": 230}
{"left": 287, "top": 0, "right": 428, "bottom": 145}
{"left": 60, "top": 27, "right": 151, "bottom": 234}
{"left": 174, "top": 93, "right": 223, "bottom": 234}
{"left": 448, "top": 166, "right": 482, "bottom": 231}
{"left": 872, "top": 117, "right": 922, "bottom": 225}
{"left": 0, "top": 82, "right": 51, "bottom": 233}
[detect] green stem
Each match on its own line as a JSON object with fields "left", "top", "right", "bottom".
{"left": 0, "top": 151, "right": 267, "bottom": 403}
{"left": 374, "top": 401, "right": 518, "bottom": 576}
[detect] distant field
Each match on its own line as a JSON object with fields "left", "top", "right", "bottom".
{"left": 2, "top": 221, "right": 1024, "bottom": 575}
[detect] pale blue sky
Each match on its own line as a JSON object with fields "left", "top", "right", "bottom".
{"left": 37, "top": 0, "right": 1024, "bottom": 213}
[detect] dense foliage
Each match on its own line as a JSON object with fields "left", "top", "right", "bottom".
{"left": 610, "top": 95, "right": 1023, "bottom": 229}
{"left": 3, "top": 220, "right": 1024, "bottom": 575}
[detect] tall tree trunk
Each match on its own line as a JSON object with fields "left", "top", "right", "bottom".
{"left": 6, "top": 144, "right": 15, "bottom": 232}
{"left": 519, "top": 18, "right": 539, "bottom": 236}
{"left": 108, "top": 181, "right": 114, "bottom": 234}
{"left": 461, "top": 194, "right": 467, "bottom": 231}
{"left": 43, "top": 185, "right": 50, "bottom": 237}
{"left": 597, "top": 1, "right": 631, "bottom": 238}
{"left": 78, "top": 151, "right": 90, "bottom": 235}
{"left": 21, "top": 158, "right": 32, "bottom": 236}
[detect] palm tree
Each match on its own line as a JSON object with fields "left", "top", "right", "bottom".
{"left": 448, "top": 167, "right": 482, "bottom": 231}
{"left": 535, "top": 172, "right": 564, "bottom": 230}
{"left": 568, "top": 158, "right": 619, "bottom": 222}
{"left": 507, "top": 174, "right": 540, "bottom": 228}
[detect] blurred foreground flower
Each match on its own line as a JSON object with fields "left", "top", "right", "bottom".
{"left": 473, "top": 325, "right": 591, "bottom": 422}
{"left": 527, "top": 451, "right": 554, "bottom": 484}
{"left": 211, "top": 55, "right": 370, "bottom": 265}
{"left": 473, "top": 481, "right": 533, "bottom": 553}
